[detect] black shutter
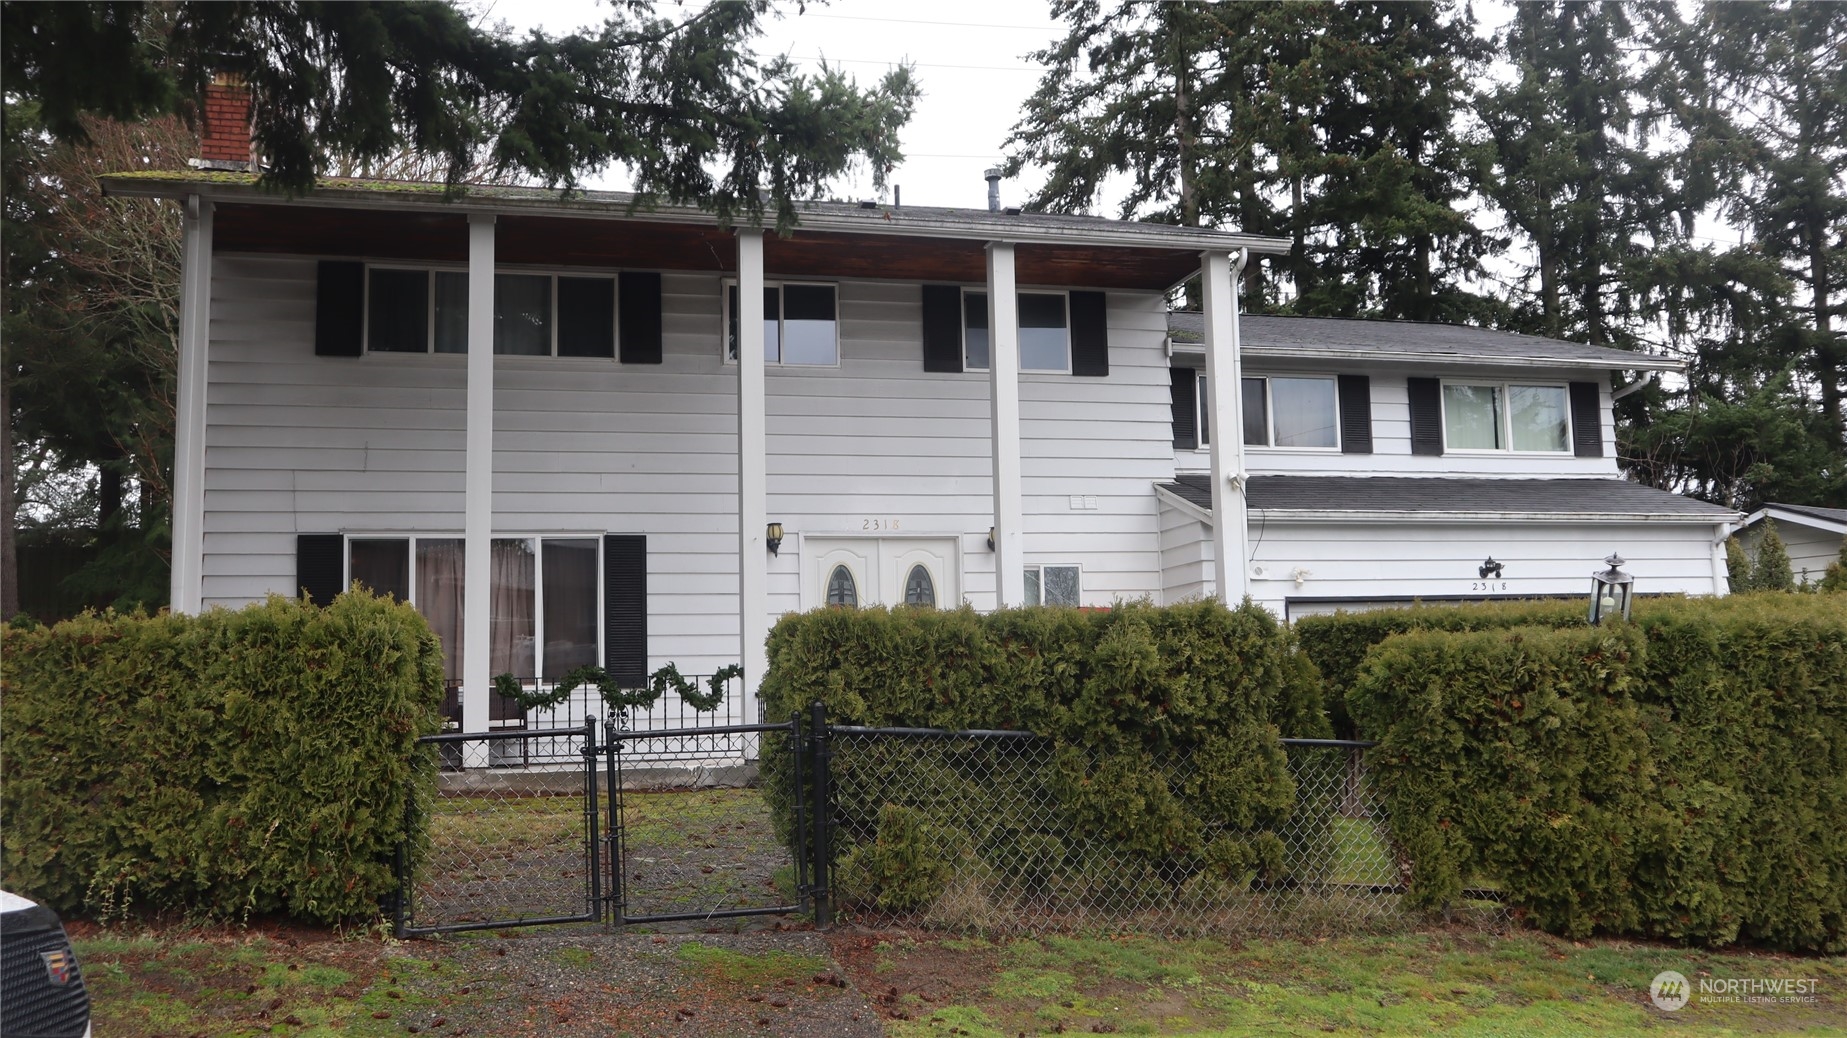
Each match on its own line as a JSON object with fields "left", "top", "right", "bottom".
{"left": 1069, "top": 290, "right": 1109, "bottom": 376}
{"left": 1569, "top": 380, "right": 1604, "bottom": 457}
{"left": 1170, "top": 367, "right": 1199, "bottom": 450}
{"left": 1337, "top": 374, "right": 1373, "bottom": 454}
{"left": 921, "top": 284, "right": 963, "bottom": 372}
{"left": 314, "top": 261, "right": 365, "bottom": 357}
{"left": 603, "top": 534, "right": 648, "bottom": 686}
{"left": 618, "top": 271, "right": 663, "bottom": 364}
{"left": 296, "top": 534, "right": 345, "bottom": 606}
{"left": 1407, "top": 377, "right": 1444, "bottom": 456}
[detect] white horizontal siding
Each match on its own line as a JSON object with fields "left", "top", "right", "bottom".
{"left": 1227, "top": 519, "right": 1722, "bottom": 616}
{"left": 201, "top": 255, "right": 1176, "bottom": 670}
{"left": 1177, "top": 364, "right": 1625, "bottom": 479}
{"left": 1744, "top": 521, "right": 1845, "bottom": 586}
{"left": 1158, "top": 499, "right": 1212, "bottom": 604}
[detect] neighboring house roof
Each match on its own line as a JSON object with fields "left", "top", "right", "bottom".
{"left": 1166, "top": 311, "right": 1683, "bottom": 372}
{"left": 1158, "top": 474, "right": 1739, "bottom": 522}
{"left": 1743, "top": 502, "right": 1847, "bottom": 536}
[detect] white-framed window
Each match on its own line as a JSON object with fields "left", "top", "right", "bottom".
{"left": 962, "top": 290, "right": 1071, "bottom": 372}
{"left": 1241, "top": 375, "right": 1339, "bottom": 449}
{"left": 1024, "top": 564, "right": 1081, "bottom": 607}
{"left": 346, "top": 535, "right": 601, "bottom": 682}
{"left": 1441, "top": 381, "right": 1570, "bottom": 452}
{"left": 363, "top": 265, "right": 619, "bottom": 358}
{"left": 724, "top": 281, "right": 839, "bottom": 365}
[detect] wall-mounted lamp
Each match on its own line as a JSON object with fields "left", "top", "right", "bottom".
{"left": 766, "top": 522, "right": 784, "bottom": 556}
{"left": 987, "top": 527, "right": 996, "bottom": 551}
{"left": 1479, "top": 557, "right": 1504, "bottom": 579}
{"left": 1589, "top": 552, "right": 1634, "bottom": 625}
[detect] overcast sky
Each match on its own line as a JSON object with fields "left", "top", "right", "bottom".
{"left": 502, "top": 0, "right": 1069, "bottom": 210}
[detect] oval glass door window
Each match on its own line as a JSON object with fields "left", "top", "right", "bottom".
{"left": 826, "top": 564, "right": 859, "bottom": 607}
{"left": 904, "top": 564, "right": 936, "bottom": 606}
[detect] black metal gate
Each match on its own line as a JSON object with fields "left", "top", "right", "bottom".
{"left": 396, "top": 712, "right": 829, "bottom": 936}
{"left": 395, "top": 722, "right": 604, "bottom": 936}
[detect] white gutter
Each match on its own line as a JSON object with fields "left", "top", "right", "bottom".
{"left": 1612, "top": 370, "right": 1660, "bottom": 399}
{"left": 1247, "top": 508, "right": 1744, "bottom": 524}
{"left": 101, "top": 177, "right": 1293, "bottom": 256}
{"left": 1170, "top": 342, "right": 1684, "bottom": 373}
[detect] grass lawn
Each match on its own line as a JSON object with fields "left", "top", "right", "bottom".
{"left": 833, "top": 929, "right": 1847, "bottom": 1037}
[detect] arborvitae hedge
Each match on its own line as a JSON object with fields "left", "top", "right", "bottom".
{"left": 757, "top": 599, "right": 1329, "bottom": 909}
{"left": 1344, "top": 594, "right": 1847, "bottom": 951}
{"left": 1294, "top": 598, "right": 1586, "bottom": 735}
{"left": 1, "top": 594, "right": 445, "bottom": 922}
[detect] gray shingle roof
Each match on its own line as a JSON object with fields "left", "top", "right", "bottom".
{"left": 1167, "top": 311, "right": 1682, "bottom": 372}
{"left": 1765, "top": 502, "right": 1847, "bottom": 526}
{"left": 1160, "top": 474, "right": 1738, "bottom": 519}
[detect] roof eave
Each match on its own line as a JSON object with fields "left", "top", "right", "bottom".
{"left": 1247, "top": 508, "right": 1741, "bottom": 523}
{"left": 1171, "top": 341, "right": 1685, "bottom": 373}
{"left": 99, "top": 174, "right": 1292, "bottom": 255}
{"left": 1749, "top": 506, "right": 1847, "bottom": 537}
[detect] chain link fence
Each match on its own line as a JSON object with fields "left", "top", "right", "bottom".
{"left": 397, "top": 725, "right": 602, "bottom": 935}
{"left": 821, "top": 731, "right": 1503, "bottom": 937}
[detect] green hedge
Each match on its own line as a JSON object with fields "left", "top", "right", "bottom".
{"left": 757, "top": 599, "right": 1329, "bottom": 910}
{"left": 1295, "top": 598, "right": 1587, "bottom": 735}
{"left": 1, "top": 593, "right": 445, "bottom": 923}
{"left": 1346, "top": 594, "right": 1847, "bottom": 951}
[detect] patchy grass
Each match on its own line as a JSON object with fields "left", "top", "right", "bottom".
{"left": 831, "top": 929, "right": 1847, "bottom": 1037}
{"left": 674, "top": 941, "right": 831, "bottom": 986}
{"left": 621, "top": 787, "right": 769, "bottom": 849}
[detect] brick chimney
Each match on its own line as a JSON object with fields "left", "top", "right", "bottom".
{"left": 196, "top": 71, "right": 255, "bottom": 172}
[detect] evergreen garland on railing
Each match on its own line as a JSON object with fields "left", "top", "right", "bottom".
{"left": 496, "top": 662, "right": 745, "bottom": 715}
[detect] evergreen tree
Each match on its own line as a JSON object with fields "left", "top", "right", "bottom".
{"left": 1726, "top": 536, "right": 1753, "bottom": 592}
{"left": 1, "top": 2, "right": 919, "bottom": 229}
{"left": 1750, "top": 519, "right": 1797, "bottom": 592}
{"left": 1819, "top": 540, "right": 1847, "bottom": 593}
{"left": 1004, "top": 0, "right": 1488, "bottom": 317}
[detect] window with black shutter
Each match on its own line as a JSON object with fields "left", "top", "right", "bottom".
{"left": 1170, "top": 367, "right": 1199, "bottom": 450}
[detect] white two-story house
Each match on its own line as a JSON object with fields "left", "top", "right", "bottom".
{"left": 105, "top": 134, "right": 1734, "bottom": 730}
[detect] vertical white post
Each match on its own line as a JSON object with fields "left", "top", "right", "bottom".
{"left": 987, "top": 242, "right": 1026, "bottom": 607}
{"left": 1201, "top": 249, "right": 1250, "bottom": 604}
{"left": 737, "top": 230, "right": 769, "bottom": 697}
{"left": 171, "top": 195, "right": 213, "bottom": 614}
{"left": 462, "top": 213, "right": 496, "bottom": 737}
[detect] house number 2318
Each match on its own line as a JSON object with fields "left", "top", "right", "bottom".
{"left": 862, "top": 518, "right": 900, "bottom": 531}
{"left": 1471, "top": 580, "right": 1508, "bottom": 592}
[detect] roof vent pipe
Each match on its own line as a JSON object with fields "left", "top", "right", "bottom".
{"left": 984, "top": 167, "right": 1003, "bottom": 212}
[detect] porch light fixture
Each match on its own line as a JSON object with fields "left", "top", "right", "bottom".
{"left": 766, "top": 522, "right": 784, "bottom": 556}
{"left": 1479, "top": 557, "right": 1503, "bottom": 579}
{"left": 1589, "top": 553, "right": 1634, "bottom": 625}
{"left": 987, "top": 527, "right": 996, "bottom": 551}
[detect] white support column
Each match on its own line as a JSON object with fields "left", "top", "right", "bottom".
{"left": 462, "top": 213, "right": 496, "bottom": 737}
{"left": 1201, "top": 249, "right": 1250, "bottom": 604}
{"left": 171, "top": 195, "right": 213, "bottom": 614}
{"left": 737, "top": 230, "right": 769, "bottom": 697}
{"left": 987, "top": 242, "right": 1026, "bottom": 608}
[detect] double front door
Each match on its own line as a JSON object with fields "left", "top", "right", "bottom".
{"left": 803, "top": 538, "right": 960, "bottom": 610}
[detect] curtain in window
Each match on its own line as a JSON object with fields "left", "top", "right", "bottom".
{"left": 963, "top": 291, "right": 990, "bottom": 369}
{"left": 1443, "top": 384, "right": 1502, "bottom": 449}
{"left": 542, "top": 539, "right": 598, "bottom": 680}
{"left": 1018, "top": 293, "right": 1069, "bottom": 371}
{"left": 1271, "top": 377, "right": 1338, "bottom": 448}
{"left": 417, "top": 539, "right": 465, "bottom": 683}
{"left": 349, "top": 538, "right": 410, "bottom": 601}
{"left": 781, "top": 284, "right": 837, "bottom": 365}
{"left": 490, "top": 538, "right": 536, "bottom": 678}
{"left": 434, "top": 272, "right": 468, "bottom": 353}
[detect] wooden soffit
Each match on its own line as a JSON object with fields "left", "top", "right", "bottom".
{"left": 213, "top": 204, "right": 1205, "bottom": 290}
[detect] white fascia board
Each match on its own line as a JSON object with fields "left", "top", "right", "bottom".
{"left": 1752, "top": 507, "right": 1847, "bottom": 538}
{"left": 1171, "top": 343, "right": 1684, "bottom": 373}
{"left": 101, "top": 178, "right": 1292, "bottom": 255}
{"left": 1154, "top": 484, "right": 1215, "bottom": 525}
{"left": 1249, "top": 508, "right": 1745, "bottom": 524}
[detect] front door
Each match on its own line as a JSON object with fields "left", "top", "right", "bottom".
{"left": 803, "top": 538, "right": 960, "bottom": 609}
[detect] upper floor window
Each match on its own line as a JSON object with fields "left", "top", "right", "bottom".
{"left": 725, "top": 282, "right": 839, "bottom": 365}
{"left": 365, "top": 266, "right": 617, "bottom": 358}
{"left": 1191, "top": 373, "right": 1339, "bottom": 449}
{"left": 1443, "top": 382, "right": 1569, "bottom": 452}
{"left": 962, "top": 291, "right": 1070, "bottom": 372}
